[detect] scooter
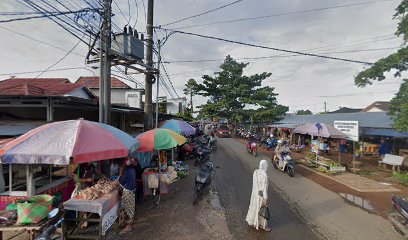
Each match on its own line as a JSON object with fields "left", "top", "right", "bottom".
{"left": 194, "top": 146, "right": 211, "bottom": 166}
{"left": 247, "top": 140, "right": 257, "bottom": 157}
{"left": 35, "top": 208, "right": 63, "bottom": 240}
{"left": 193, "top": 162, "right": 215, "bottom": 205}
{"left": 262, "top": 138, "right": 276, "bottom": 150}
{"left": 389, "top": 196, "right": 408, "bottom": 237}
{"left": 272, "top": 152, "right": 295, "bottom": 177}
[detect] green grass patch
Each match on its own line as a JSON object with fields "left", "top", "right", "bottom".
{"left": 393, "top": 172, "right": 408, "bottom": 185}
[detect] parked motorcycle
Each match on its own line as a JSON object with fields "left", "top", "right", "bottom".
{"left": 193, "top": 162, "right": 215, "bottom": 204}
{"left": 35, "top": 208, "right": 63, "bottom": 240}
{"left": 272, "top": 152, "right": 295, "bottom": 177}
{"left": 246, "top": 140, "right": 257, "bottom": 157}
{"left": 261, "top": 138, "right": 276, "bottom": 150}
{"left": 389, "top": 195, "right": 408, "bottom": 237}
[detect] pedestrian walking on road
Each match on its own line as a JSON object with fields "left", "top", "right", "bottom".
{"left": 246, "top": 160, "right": 271, "bottom": 232}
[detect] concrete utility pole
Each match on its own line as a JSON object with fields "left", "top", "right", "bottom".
{"left": 155, "top": 40, "right": 161, "bottom": 128}
{"left": 324, "top": 101, "right": 327, "bottom": 113}
{"left": 144, "top": 0, "right": 154, "bottom": 130}
{"left": 99, "top": 0, "right": 112, "bottom": 124}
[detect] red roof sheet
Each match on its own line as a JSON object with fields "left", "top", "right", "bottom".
{"left": 0, "top": 78, "right": 90, "bottom": 97}
{"left": 76, "top": 76, "right": 131, "bottom": 89}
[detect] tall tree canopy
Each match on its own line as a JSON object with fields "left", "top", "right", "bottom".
{"left": 296, "top": 109, "right": 313, "bottom": 115}
{"left": 183, "top": 78, "right": 198, "bottom": 113}
{"left": 355, "top": 0, "right": 408, "bottom": 131}
{"left": 194, "top": 55, "right": 288, "bottom": 123}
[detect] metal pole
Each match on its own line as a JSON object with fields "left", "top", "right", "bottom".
{"left": 155, "top": 40, "right": 161, "bottom": 128}
{"left": 99, "top": 23, "right": 105, "bottom": 123}
{"left": 144, "top": 0, "right": 154, "bottom": 130}
{"left": 352, "top": 141, "right": 356, "bottom": 174}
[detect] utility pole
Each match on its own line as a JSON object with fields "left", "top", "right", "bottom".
{"left": 99, "top": 0, "right": 112, "bottom": 124}
{"left": 155, "top": 40, "right": 161, "bottom": 128}
{"left": 144, "top": 0, "right": 154, "bottom": 130}
{"left": 324, "top": 101, "right": 327, "bottom": 113}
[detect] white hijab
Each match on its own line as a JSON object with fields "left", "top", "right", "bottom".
{"left": 259, "top": 159, "right": 269, "bottom": 173}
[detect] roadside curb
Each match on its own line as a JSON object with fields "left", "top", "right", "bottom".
{"left": 297, "top": 164, "right": 399, "bottom": 193}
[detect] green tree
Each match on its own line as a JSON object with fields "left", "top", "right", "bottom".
{"left": 296, "top": 109, "right": 313, "bottom": 115}
{"left": 355, "top": 0, "right": 408, "bottom": 131}
{"left": 183, "top": 78, "right": 199, "bottom": 114}
{"left": 195, "top": 55, "right": 288, "bottom": 123}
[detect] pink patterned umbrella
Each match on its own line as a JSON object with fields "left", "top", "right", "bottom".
{"left": 0, "top": 120, "right": 139, "bottom": 165}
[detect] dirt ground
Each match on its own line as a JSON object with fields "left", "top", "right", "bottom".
{"left": 235, "top": 137, "right": 408, "bottom": 218}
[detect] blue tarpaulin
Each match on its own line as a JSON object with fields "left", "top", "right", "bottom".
{"left": 362, "top": 128, "right": 408, "bottom": 138}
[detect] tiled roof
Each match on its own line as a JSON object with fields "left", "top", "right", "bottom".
{"left": 0, "top": 78, "right": 90, "bottom": 96}
{"left": 76, "top": 76, "right": 131, "bottom": 89}
{"left": 361, "top": 101, "right": 391, "bottom": 112}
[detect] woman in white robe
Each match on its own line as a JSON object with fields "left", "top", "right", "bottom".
{"left": 245, "top": 159, "right": 271, "bottom": 231}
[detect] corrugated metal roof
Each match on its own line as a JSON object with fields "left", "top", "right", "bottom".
{"left": 276, "top": 112, "right": 393, "bottom": 129}
{"left": 0, "top": 121, "right": 46, "bottom": 136}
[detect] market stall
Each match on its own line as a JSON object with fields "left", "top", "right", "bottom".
{"left": 136, "top": 128, "right": 186, "bottom": 204}
{"left": 294, "top": 123, "right": 347, "bottom": 173}
{"left": 0, "top": 119, "right": 139, "bottom": 239}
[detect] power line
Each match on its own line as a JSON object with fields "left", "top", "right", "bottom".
{"left": 0, "top": 25, "right": 86, "bottom": 57}
{"left": 161, "top": 0, "right": 244, "bottom": 27}
{"left": 0, "top": 8, "right": 98, "bottom": 23}
{"left": 166, "top": 0, "right": 394, "bottom": 30}
{"left": 165, "top": 47, "right": 398, "bottom": 63}
{"left": 158, "top": 28, "right": 375, "bottom": 65}
{"left": 132, "top": 0, "right": 139, "bottom": 28}
{"left": 113, "top": 0, "right": 130, "bottom": 24}
{"left": 35, "top": 38, "right": 83, "bottom": 78}
{"left": 0, "top": 66, "right": 92, "bottom": 77}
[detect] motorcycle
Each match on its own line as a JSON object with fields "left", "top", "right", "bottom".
{"left": 35, "top": 208, "right": 63, "bottom": 240}
{"left": 261, "top": 138, "right": 276, "bottom": 150}
{"left": 193, "top": 162, "right": 215, "bottom": 204}
{"left": 246, "top": 140, "right": 257, "bottom": 157}
{"left": 389, "top": 196, "right": 408, "bottom": 237}
{"left": 272, "top": 151, "right": 295, "bottom": 177}
{"left": 194, "top": 145, "right": 211, "bottom": 166}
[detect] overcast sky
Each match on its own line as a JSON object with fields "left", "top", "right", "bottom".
{"left": 0, "top": 0, "right": 404, "bottom": 113}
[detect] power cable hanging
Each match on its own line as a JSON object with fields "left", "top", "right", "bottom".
{"left": 158, "top": 28, "right": 375, "bottom": 65}
{"left": 161, "top": 0, "right": 244, "bottom": 27}
{"left": 35, "top": 38, "right": 83, "bottom": 78}
{"left": 0, "top": 8, "right": 98, "bottom": 23}
{"left": 165, "top": 0, "right": 394, "bottom": 30}
{"left": 132, "top": 0, "right": 139, "bottom": 28}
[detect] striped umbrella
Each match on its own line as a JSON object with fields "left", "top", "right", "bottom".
{"left": 136, "top": 128, "right": 186, "bottom": 152}
{"left": 0, "top": 120, "right": 139, "bottom": 165}
{"left": 161, "top": 119, "right": 196, "bottom": 136}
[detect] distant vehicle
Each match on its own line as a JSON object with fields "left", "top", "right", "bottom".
{"left": 216, "top": 125, "right": 231, "bottom": 138}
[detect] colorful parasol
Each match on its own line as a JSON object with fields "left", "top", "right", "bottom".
{"left": 160, "top": 119, "right": 196, "bottom": 136}
{"left": 0, "top": 120, "right": 139, "bottom": 165}
{"left": 136, "top": 128, "right": 186, "bottom": 152}
{"left": 293, "top": 123, "right": 345, "bottom": 138}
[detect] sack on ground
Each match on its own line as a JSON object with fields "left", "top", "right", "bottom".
{"left": 148, "top": 174, "right": 159, "bottom": 189}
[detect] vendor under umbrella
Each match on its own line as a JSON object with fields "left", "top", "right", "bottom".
{"left": 118, "top": 158, "right": 137, "bottom": 234}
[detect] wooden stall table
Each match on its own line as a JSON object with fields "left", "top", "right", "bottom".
{"left": 0, "top": 223, "right": 45, "bottom": 240}
{"left": 62, "top": 188, "right": 120, "bottom": 240}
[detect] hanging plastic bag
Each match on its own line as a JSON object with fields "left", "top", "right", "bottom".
{"left": 148, "top": 174, "right": 159, "bottom": 189}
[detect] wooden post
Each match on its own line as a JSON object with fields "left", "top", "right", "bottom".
{"left": 26, "top": 165, "right": 34, "bottom": 197}
{"left": 352, "top": 141, "right": 356, "bottom": 174}
{"left": 338, "top": 139, "right": 341, "bottom": 164}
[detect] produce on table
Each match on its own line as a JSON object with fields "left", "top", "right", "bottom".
{"left": 78, "top": 178, "right": 118, "bottom": 200}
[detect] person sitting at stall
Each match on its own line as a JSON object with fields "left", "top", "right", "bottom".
{"left": 160, "top": 150, "right": 168, "bottom": 170}
{"left": 118, "top": 158, "right": 137, "bottom": 234}
{"left": 150, "top": 155, "right": 159, "bottom": 168}
{"left": 134, "top": 159, "right": 144, "bottom": 203}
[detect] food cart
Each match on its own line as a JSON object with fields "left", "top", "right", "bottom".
{"left": 0, "top": 119, "right": 140, "bottom": 239}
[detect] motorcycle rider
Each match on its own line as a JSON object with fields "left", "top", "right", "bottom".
{"left": 275, "top": 140, "right": 290, "bottom": 168}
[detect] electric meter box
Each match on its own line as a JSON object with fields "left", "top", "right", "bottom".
{"left": 110, "top": 33, "right": 144, "bottom": 60}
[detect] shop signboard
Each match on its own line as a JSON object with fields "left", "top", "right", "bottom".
{"left": 102, "top": 202, "right": 119, "bottom": 235}
{"left": 334, "top": 121, "right": 359, "bottom": 142}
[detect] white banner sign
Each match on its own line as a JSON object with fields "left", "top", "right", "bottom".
{"left": 102, "top": 202, "right": 119, "bottom": 235}
{"left": 334, "top": 121, "right": 359, "bottom": 142}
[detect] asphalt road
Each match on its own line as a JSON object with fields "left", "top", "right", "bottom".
{"left": 213, "top": 137, "right": 319, "bottom": 240}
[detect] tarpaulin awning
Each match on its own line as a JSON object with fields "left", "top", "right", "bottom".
{"left": 268, "top": 123, "right": 301, "bottom": 129}
{"left": 294, "top": 123, "right": 346, "bottom": 138}
{"left": 362, "top": 128, "right": 408, "bottom": 138}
